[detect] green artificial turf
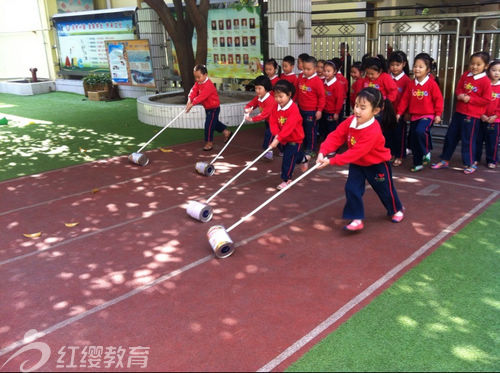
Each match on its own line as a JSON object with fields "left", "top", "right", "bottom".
{"left": 287, "top": 199, "right": 500, "bottom": 372}
{"left": 0, "top": 92, "right": 236, "bottom": 181}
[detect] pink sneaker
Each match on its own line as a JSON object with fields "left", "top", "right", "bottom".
{"left": 344, "top": 219, "right": 364, "bottom": 231}
{"left": 276, "top": 180, "right": 292, "bottom": 190}
{"left": 431, "top": 160, "right": 449, "bottom": 169}
{"left": 391, "top": 210, "right": 404, "bottom": 223}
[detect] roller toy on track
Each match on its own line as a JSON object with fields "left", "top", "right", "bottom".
{"left": 128, "top": 110, "right": 185, "bottom": 166}
{"left": 194, "top": 117, "right": 246, "bottom": 176}
{"left": 206, "top": 154, "right": 334, "bottom": 258}
{"left": 186, "top": 145, "right": 274, "bottom": 223}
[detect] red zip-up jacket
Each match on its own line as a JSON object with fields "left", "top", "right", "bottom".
{"left": 244, "top": 92, "right": 276, "bottom": 123}
{"left": 362, "top": 72, "right": 398, "bottom": 103}
{"left": 485, "top": 82, "right": 500, "bottom": 123}
{"left": 280, "top": 72, "right": 298, "bottom": 86}
{"left": 319, "top": 115, "right": 391, "bottom": 166}
{"left": 350, "top": 78, "right": 364, "bottom": 108}
{"left": 397, "top": 75, "right": 444, "bottom": 117}
{"left": 296, "top": 73, "right": 326, "bottom": 112}
{"left": 324, "top": 77, "right": 344, "bottom": 114}
{"left": 391, "top": 72, "right": 411, "bottom": 110}
{"left": 269, "top": 100, "right": 304, "bottom": 145}
{"left": 455, "top": 71, "right": 493, "bottom": 118}
{"left": 188, "top": 78, "right": 219, "bottom": 109}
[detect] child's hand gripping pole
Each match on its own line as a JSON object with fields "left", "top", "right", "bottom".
{"left": 226, "top": 154, "right": 334, "bottom": 233}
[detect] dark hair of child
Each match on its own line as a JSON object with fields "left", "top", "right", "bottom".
{"left": 362, "top": 55, "right": 388, "bottom": 73}
{"left": 357, "top": 87, "right": 384, "bottom": 111}
{"left": 330, "top": 57, "right": 342, "bottom": 72}
{"left": 298, "top": 53, "right": 310, "bottom": 62}
{"left": 488, "top": 59, "right": 500, "bottom": 76}
{"left": 303, "top": 55, "right": 317, "bottom": 65}
{"left": 264, "top": 58, "right": 281, "bottom": 76}
{"left": 283, "top": 55, "right": 295, "bottom": 65}
{"left": 317, "top": 59, "right": 326, "bottom": 65}
{"left": 388, "top": 50, "right": 410, "bottom": 75}
{"left": 194, "top": 64, "right": 208, "bottom": 75}
{"left": 351, "top": 61, "right": 362, "bottom": 73}
{"left": 471, "top": 51, "right": 490, "bottom": 66}
{"left": 274, "top": 79, "right": 295, "bottom": 98}
{"left": 253, "top": 75, "right": 273, "bottom": 92}
{"left": 324, "top": 60, "right": 337, "bottom": 71}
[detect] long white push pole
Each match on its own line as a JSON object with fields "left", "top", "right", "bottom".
{"left": 209, "top": 117, "right": 246, "bottom": 165}
{"left": 205, "top": 147, "right": 273, "bottom": 204}
{"left": 226, "top": 159, "right": 327, "bottom": 233}
{"left": 136, "top": 110, "right": 185, "bottom": 153}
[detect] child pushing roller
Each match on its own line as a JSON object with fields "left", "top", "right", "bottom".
{"left": 316, "top": 87, "right": 404, "bottom": 232}
{"left": 185, "top": 64, "right": 232, "bottom": 152}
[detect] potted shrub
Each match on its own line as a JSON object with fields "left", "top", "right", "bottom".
{"left": 82, "top": 72, "right": 112, "bottom": 97}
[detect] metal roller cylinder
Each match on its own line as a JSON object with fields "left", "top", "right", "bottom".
{"left": 195, "top": 161, "right": 215, "bottom": 176}
{"left": 186, "top": 200, "right": 213, "bottom": 222}
{"left": 128, "top": 152, "right": 149, "bottom": 166}
{"left": 207, "top": 225, "right": 234, "bottom": 258}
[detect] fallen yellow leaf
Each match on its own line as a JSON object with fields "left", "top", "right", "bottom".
{"left": 91, "top": 188, "right": 99, "bottom": 194}
{"left": 160, "top": 148, "right": 174, "bottom": 153}
{"left": 23, "top": 232, "right": 41, "bottom": 238}
{"left": 64, "top": 222, "right": 79, "bottom": 227}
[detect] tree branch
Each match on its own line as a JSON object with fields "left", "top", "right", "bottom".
{"left": 143, "top": 0, "right": 178, "bottom": 40}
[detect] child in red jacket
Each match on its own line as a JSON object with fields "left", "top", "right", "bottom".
{"left": 397, "top": 53, "right": 443, "bottom": 172}
{"left": 264, "top": 58, "right": 280, "bottom": 87}
{"left": 476, "top": 59, "right": 500, "bottom": 168}
{"left": 316, "top": 87, "right": 404, "bottom": 232}
{"left": 296, "top": 55, "right": 326, "bottom": 158}
{"left": 349, "top": 62, "right": 364, "bottom": 109}
{"left": 361, "top": 56, "right": 399, "bottom": 150}
{"left": 280, "top": 55, "right": 298, "bottom": 86}
{"left": 388, "top": 51, "right": 412, "bottom": 166}
{"left": 244, "top": 75, "right": 277, "bottom": 160}
{"left": 186, "top": 64, "right": 231, "bottom": 151}
{"left": 432, "top": 52, "right": 493, "bottom": 174}
{"left": 319, "top": 60, "right": 344, "bottom": 141}
{"left": 269, "top": 80, "right": 306, "bottom": 190}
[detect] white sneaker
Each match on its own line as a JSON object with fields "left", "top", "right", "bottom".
{"left": 276, "top": 180, "right": 292, "bottom": 190}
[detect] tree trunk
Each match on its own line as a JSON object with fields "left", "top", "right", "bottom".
{"left": 143, "top": 0, "right": 209, "bottom": 98}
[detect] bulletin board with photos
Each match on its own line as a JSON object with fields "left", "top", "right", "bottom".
{"left": 207, "top": 7, "right": 262, "bottom": 79}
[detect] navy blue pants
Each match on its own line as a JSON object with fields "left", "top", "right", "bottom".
{"left": 440, "top": 112, "right": 480, "bottom": 167}
{"left": 263, "top": 120, "right": 273, "bottom": 150}
{"left": 301, "top": 110, "right": 317, "bottom": 154}
{"left": 392, "top": 117, "right": 408, "bottom": 159}
{"left": 319, "top": 111, "right": 338, "bottom": 141}
{"left": 204, "top": 107, "right": 227, "bottom": 142}
{"left": 476, "top": 121, "right": 500, "bottom": 165}
{"left": 409, "top": 117, "right": 433, "bottom": 166}
{"left": 343, "top": 162, "right": 403, "bottom": 220}
{"left": 281, "top": 143, "right": 303, "bottom": 181}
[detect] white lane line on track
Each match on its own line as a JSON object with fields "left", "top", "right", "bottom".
{"left": 256, "top": 190, "right": 499, "bottom": 372}
{"left": 0, "top": 197, "right": 345, "bottom": 357}
{"left": 0, "top": 172, "right": 279, "bottom": 267}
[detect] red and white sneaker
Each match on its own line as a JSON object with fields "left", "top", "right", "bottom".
{"left": 344, "top": 219, "right": 364, "bottom": 231}
{"left": 391, "top": 210, "right": 404, "bottom": 223}
{"left": 276, "top": 180, "right": 292, "bottom": 190}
